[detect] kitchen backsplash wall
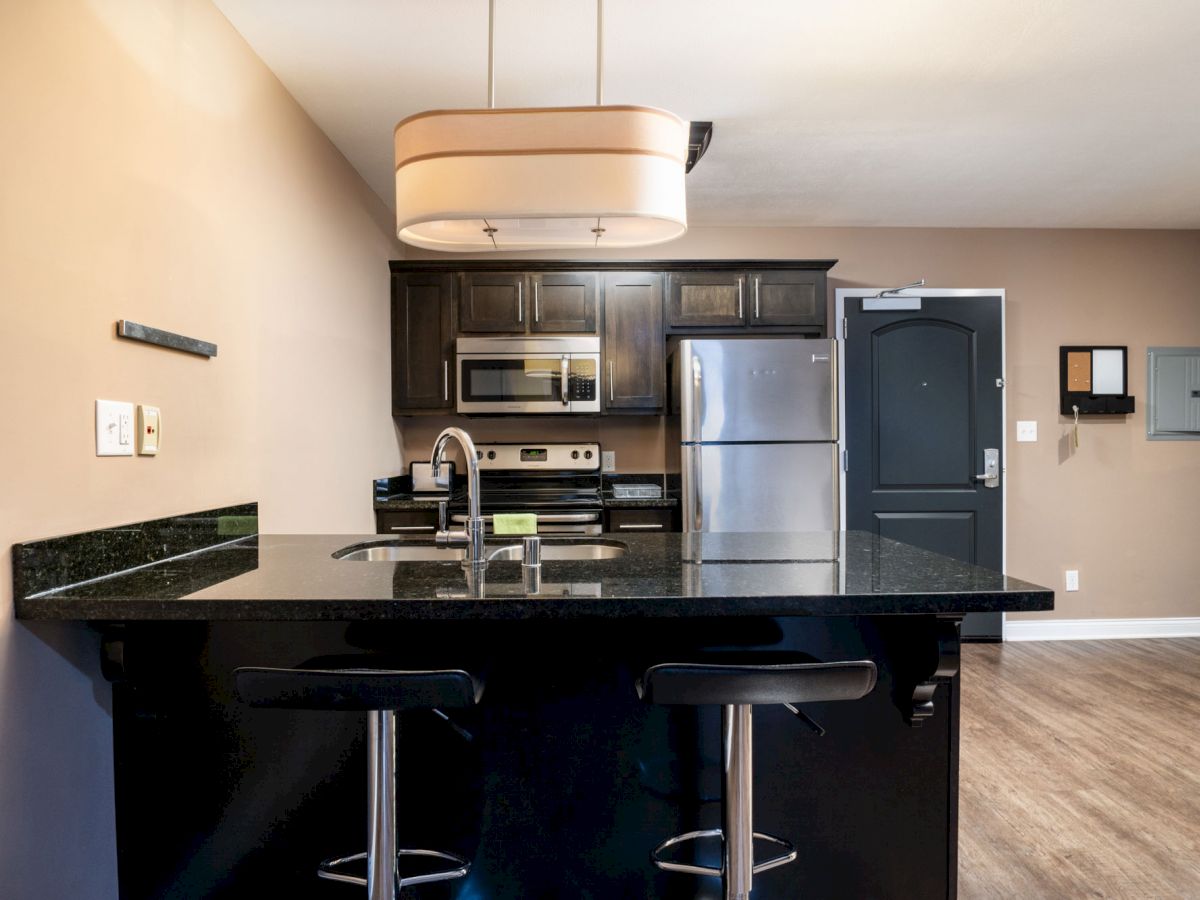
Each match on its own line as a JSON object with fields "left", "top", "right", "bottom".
{"left": 397, "top": 416, "right": 675, "bottom": 474}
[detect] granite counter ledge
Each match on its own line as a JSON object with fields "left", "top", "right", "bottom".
{"left": 14, "top": 531, "right": 1052, "bottom": 622}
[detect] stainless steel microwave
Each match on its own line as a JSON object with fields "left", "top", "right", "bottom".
{"left": 456, "top": 336, "right": 601, "bottom": 414}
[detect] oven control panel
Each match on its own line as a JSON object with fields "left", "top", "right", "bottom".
{"left": 473, "top": 442, "right": 600, "bottom": 471}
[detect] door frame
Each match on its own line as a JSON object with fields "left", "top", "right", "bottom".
{"left": 834, "top": 288, "right": 1009, "bottom": 638}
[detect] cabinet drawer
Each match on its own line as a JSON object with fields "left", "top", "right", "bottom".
{"left": 376, "top": 510, "right": 439, "bottom": 535}
{"left": 606, "top": 507, "right": 675, "bottom": 533}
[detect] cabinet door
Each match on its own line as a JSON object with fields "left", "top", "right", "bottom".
{"left": 605, "top": 507, "right": 676, "bottom": 533}
{"left": 530, "top": 273, "right": 598, "bottom": 333}
{"left": 392, "top": 273, "right": 454, "bottom": 412}
{"left": 666, "top": 271, "right": 747, "bottom": 328}
{"left": 603, "top": 273, "right": 664, "bottom": 411}
{"left": 749, "top": 270, "right": 826, "bottom": 328}
{"left": 459, "top": 273, "right": 527, "bottom": 332}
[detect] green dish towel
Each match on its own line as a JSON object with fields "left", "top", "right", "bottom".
{"left": 492, "top": 513, "right": 537, "bottom": 535}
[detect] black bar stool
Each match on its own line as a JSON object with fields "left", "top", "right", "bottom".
{"left": 235, "top": 663, "right": 483, "bottom": 899}
{"left": 638, "top": 659, "right": 878, "bottom": 900}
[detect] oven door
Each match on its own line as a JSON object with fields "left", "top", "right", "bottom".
{"left": 457, "top": 353, "right": 599, "bottom": 414}
{"left": 450, "top": 512, "right": 603, "bottom": 536}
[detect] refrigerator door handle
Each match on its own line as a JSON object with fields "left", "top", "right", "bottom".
{"left": 693, "top": 444, "right": 703, "bottom": 531}
{"left": 691, "top": 354, "right": 703, "bottom": 441}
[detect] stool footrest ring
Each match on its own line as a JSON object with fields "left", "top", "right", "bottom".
{"left": 318, "top": 848, "right": 471, "bottom": 889}
{"left": 651, "top": 828, "right": 798, "bottom": 877}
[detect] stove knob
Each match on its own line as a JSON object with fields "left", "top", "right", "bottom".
{"left": 571, "top": 450, "right": 580, "bottom": 460}
{"left": 584, "top": 450, "right": 593, "bottom": 460}
{"left": 476, "top": 450, "right": 483, "bottom": 460}
{"left": 487, "top": 450, "right": 496, "bottom": 461}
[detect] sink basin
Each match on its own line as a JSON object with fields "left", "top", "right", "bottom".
{"left": 334, "top": 539, "right": 627, "bottom": 563}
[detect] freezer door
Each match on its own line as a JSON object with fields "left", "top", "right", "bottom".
{"left": 679, "top": 339, "right": 836, "bottom": 443}
{"left": 682, "top": 442, "right": 839, "bottom": 533}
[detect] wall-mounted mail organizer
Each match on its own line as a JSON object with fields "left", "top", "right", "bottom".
{"left": 1059, "top": 345, "right": 1135, "bottom": 415}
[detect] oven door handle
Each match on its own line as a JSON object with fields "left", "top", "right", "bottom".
{"left": 451, "top": 513, "right": 600, "bottom": 524}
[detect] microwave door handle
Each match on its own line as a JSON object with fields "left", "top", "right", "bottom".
{"left": 561, "top": 355, "right": 570, "bottom": 406}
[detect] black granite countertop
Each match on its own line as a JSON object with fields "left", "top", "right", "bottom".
{"left": 15, "top": 530, "right": 1052, "bottom": 622}
{"left": 374, "top": 491, "right": 677, "bottom": 511}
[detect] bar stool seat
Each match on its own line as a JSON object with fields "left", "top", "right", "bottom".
{"left": 235, "top": 660, "right": 483, "bottom": 899}
{"left": 639, "top": 658, "right": 877, "bottom": 900}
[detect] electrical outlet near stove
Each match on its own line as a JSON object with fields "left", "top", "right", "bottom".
{"left": 601, "top": 450, "right": 616, "bottom": 472}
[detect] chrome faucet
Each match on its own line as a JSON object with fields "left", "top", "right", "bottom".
{"left": 431, "top": 427, "right": 486, "bottom": 572}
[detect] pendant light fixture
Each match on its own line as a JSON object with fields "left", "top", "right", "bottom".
{"left": 393, "top": 0, "right": 689, "bottom": 252}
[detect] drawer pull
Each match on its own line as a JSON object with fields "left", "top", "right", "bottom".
{"left": 616, "top": 522, "right": 665, "bottom": 530}
{"left": 388, "top": 525, "right": 435, "bottom": 532}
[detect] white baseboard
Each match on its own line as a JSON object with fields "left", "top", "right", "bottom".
{"left": 1004, "top": 617, "right": 1200, "bottom": 642}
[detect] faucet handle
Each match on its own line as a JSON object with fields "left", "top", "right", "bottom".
{"left": 521, "top": 535, "right": 542, "bottom": 568}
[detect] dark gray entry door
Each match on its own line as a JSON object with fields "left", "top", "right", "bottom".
{"left": 844, "top": 295, "right": 1004, "bottom": 639}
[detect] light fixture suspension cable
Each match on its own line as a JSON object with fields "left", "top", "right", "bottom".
{"left": 487, "top": 0, "right": 495, "bottom": 109}
{"left": 596, "top": 0, "right": 604, "bottom": 105}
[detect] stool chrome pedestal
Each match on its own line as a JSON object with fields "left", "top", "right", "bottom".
{"left": 235, "top": 664, "right": 482, "bottom": 899}
{"left": 639, "top": 660, "right": 878, "bottom": 900}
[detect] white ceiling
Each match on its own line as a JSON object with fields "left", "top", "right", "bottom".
{"left": 214, "top": 0, "right": 1200, "bottom": 229}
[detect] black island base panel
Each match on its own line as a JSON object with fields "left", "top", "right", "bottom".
{"left": 109, "top": 615, "right": 960, "bottom": 900}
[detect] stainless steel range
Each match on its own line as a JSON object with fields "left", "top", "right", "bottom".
{"left": 447, "top": 442, "right": 603, "bottom": 536}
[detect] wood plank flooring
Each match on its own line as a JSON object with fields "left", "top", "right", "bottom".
{"left": 959, "top": 638, "right": 1200, "bottom": 899}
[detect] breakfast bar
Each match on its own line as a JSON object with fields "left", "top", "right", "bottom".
{"left": 14, "top": 509, "right": 1052, "bottom": 899}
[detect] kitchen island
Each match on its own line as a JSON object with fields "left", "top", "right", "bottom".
{"left": 14, "top": 509, "right": 1052, "bottom": 899}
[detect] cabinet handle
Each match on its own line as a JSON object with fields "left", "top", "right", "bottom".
{"left": 443, "top": 360, "right": 449, "bottom": 402}
{"left": 616, "top": 522, "right": 664, "bottom": 530}
{"left": 389, "top": 525, "right": 435, "bottom": 533}
{"left": 738, "top": 278, "right": 744, "bottom": 319}
{"left": 754, "top": 275, "right": 760, "bottom": 320}
{"left": 534, "top": 282, "right": 540, "bottom": 322}
{"left": 608, "top": 359, "right": 614, "bottom": 402}
{"left": 517, "top": 282, "right": 523, "bottom": 323}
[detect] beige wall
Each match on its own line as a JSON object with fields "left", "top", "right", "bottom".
{"left": 407, "top": 226, "right": 1200, "bottom": 622}
{"left": 0, "top": 0, "right": 400, "bottom": 895}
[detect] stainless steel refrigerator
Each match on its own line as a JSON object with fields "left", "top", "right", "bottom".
{"left": 677, "top": 338, "right": 838, "bottom": 533}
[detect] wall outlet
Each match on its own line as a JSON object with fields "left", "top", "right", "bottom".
{"left": 1065, "top": 569, "right": 1079, "bottom": 591}
{"left": 1016, "top": 420, "right": 1038, "bottom": 442}
{"left": 96, "top": 399, "right": 134, "bottom": 456}
{"left": 601, "top": 450, "right": 616, "bottom": 473}
{"left": 137, "top": 405, "right": 161, "bottom": 455}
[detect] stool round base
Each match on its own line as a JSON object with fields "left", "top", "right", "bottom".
{"left": 651, "top": 828, "right": 797, "bottom": 878}
{"left": 318, "top": 848, "right": 470, "bottom": 891}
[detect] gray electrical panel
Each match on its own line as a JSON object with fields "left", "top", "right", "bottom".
{"left": 1147, "top": 347, "right": 1200, "bottom": 440}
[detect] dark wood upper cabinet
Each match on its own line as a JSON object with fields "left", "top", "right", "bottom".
{"left": 748, "top": 270, "right": 826, "bottom": 328}
{"left": 666, "top": 271, "right": 747, "bottom": 328}
{"left": 458, "top": 272, "right": 526, "bottom": 332}
{"left": 530, "top": 272, "right": 598, "bottom": 333}
{"left": 392, "top": 273, "right": 454, "bottom": 413}
{"left": 603, "top": 273, "right": 664, "bottom": 411}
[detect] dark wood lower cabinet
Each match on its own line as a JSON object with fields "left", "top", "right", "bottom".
{"left": 376, "top": 509, "right": 438, "bottom": 535}
{"left": 605, "top": 507, "right": 676, "bottom": 533}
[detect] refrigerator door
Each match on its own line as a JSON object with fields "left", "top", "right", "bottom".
{"left": 679, "top": 339, "right": 836, "bottom": 443}
{"left": 682, "top": 443, "right": 839, "bottom": 533}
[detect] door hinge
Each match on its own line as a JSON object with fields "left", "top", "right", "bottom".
{"left": 995, "top": 377, "right": 1005, "bottom": 388}
{"left": 842, "top": 316, "right": 848, "bottom": 339}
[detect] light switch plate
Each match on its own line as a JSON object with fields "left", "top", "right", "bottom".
{"left": 137, "top": 405, "right": 161, "bottom": 455}
{"left": 1016, "top": 420, "right": 1038, "bottom": 442}
{"left": 601, "top": 450, "right": 616, "bottom": 473}
{"left": 1065, "top": 569, "right": 1079, "bottom": 591}
{"left": 96, "top": 399, "right": 134, "bottom": 456}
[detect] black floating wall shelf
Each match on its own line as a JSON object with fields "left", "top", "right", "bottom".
{"left": 116, "top": 320, "right": 217, "bottom": 358}
{"left": 1059, "top": 345, "right": 1134, "bottom": 415}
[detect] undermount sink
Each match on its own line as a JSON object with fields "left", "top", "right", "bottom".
{"left": 333, "top": 539, "right": 627, "bottom": 563}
